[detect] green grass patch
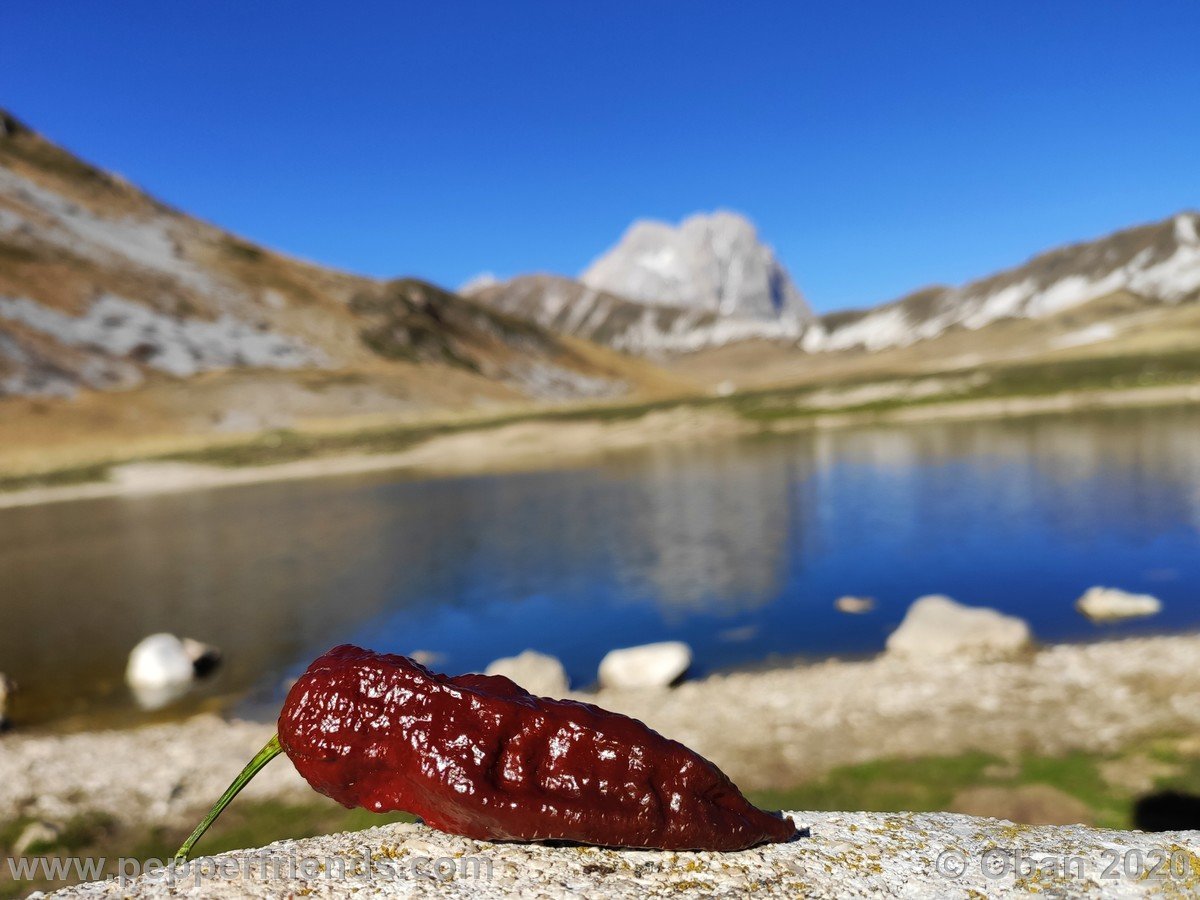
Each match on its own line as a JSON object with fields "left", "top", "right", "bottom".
{"left": 1016, "top": 752, "right": 1127, "bottom": 827}
{"left": 747, "top": 753, "right": 1000, "bottom": 815}
{"left": 0, "top": 462, "right": 113, "bottom": 493}
{"left": 728, "top": 350, "right": 1200, "bottom": 425}
{"left": 748, "top": 741, "right": 1200, "bottom": 832}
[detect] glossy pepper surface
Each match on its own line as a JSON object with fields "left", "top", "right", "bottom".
{"left": 277, "top": 644, "right": 796, "bottom": 851}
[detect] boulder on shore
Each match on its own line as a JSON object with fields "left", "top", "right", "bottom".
{"left": 1076, "top": 586, "right": 1162, "bottom": 622}
{"left": 886, "top": 595, "right": 1032, "bottom": 661}
{"left": 598, "top": 641, "right": 692, "bottom": 690}
{"left": 484, "top": 650, "right": 569, "bottom": 697}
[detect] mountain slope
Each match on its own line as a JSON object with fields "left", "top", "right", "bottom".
{"left": 474, "top": 208, "right": 1200, "bottom": 363}
{"left": 466, "top": 273, "right": 794, "bottom": 354}
{"left": 0, "top": 109, "right": 633, "bottom": 408}
{"left": 805, "top": 212, "right": 1200, "bottom": 353}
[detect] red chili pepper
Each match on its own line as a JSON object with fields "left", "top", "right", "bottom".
{"left": 176, "top": 645, "right": 796, "bottom": 860}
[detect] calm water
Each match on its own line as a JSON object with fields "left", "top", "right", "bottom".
{"left": 3, "top": 405, "right": 1200, "bottom": 729}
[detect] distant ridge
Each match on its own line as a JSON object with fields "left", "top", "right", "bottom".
{"left": 472, "top": 209, "right": 1200, "bottom": 357}
{"left": 803, "top": 211, "right": 1200, "bottom": 352}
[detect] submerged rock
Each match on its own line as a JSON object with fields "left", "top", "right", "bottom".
{"left": 125, "top": 633, "right": 221, "bottom": 709}
{"left": 598, "top": 641, "right": 692, "bottom": 690}
{"left": 484, "top": 650, "right": 569, "bottom": 697}
{"left": 835, "top": 595, "right": 876, "bottom": 614}
{"left": 886, "top": 595, "right": 1032, "bottom": 661}
{"left": 1076, "top": 586, "right": 1163, "bottom": 622}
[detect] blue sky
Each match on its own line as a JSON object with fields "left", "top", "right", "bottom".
{"left": 5, "top": 1, "right": 1199, "bottom": 313}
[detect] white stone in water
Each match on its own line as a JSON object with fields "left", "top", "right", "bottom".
{"left": 126, "top": 634, "right": 194, "bottom": 689}
{"left": 485, "top": 650, "right": 569, "bottom": 697}
{"left": 835, "top": 595, "right": 876, "bottom": 614}
{"left": 1076, "top": 586, "right": 1163, "bottom": 622}
{"left": 598, "top": 641, "right": 692, "bottom": 690}
{"left": 886, "top": 595, "right": 1032, "bottom": 661}
{"left": 125, "top": 633, "right": 221, "bottom": 710}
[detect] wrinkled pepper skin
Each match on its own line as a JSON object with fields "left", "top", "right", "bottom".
{"left": 278, "top": 645, "right": 796, "bottom": 851}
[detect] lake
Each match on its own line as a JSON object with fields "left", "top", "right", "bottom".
{"left": 3, "top": 404, "right": 1200, "bottom": 729}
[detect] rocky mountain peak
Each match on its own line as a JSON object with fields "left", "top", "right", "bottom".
{"left": 580, "top": 210, "right": 811, "bottom": 324}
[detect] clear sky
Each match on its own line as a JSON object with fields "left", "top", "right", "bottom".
{"left": 5, "top": 1, "right": 1199, "bottom": 313}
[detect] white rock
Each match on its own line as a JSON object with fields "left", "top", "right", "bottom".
{"left": 835, "top": 596, "right": 876, "bottom": 614}
{"left": 1076, "top": 586, "right": 1163, "bottom": 622}
{"left": 125, "top": 633, "right": 221, "bottom": 709}
{"left": 598, "top": 641, "right": 692, "bottom": 690}
{"left": 484, "top": 650, "right": 569, "bottom": 698}
{"left": 886, "top": 595, "right": 1032, "bottom": 661}
{"left": 127, "top": 634, "right": 194, "bottom": 689}
{"left": 52, "top": 811, "right": 1200, "bottom": 898}
{"left": 13, "top": 820, "right": 60, "bottom": 855}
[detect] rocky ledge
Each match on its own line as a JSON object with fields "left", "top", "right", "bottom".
{"left": 47, "top": 812, "right": 1200, "bottom": 899}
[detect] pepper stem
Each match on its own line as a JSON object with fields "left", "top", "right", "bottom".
{"left": 174, "top": 733, "right": 283, "bottom": 863}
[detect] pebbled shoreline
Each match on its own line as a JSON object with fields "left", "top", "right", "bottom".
{"left": 4, "top": 632, "right": 1200, "bottom": 832}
